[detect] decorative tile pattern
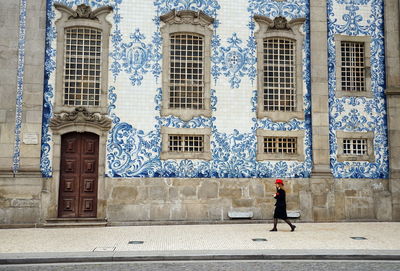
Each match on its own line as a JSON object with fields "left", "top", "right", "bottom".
{"left": 40, "top": 0, "right": 124, "bottom": 177}
{"left": 41, "top": 0, "right": 387, "bottom": 179}
{"left": 12, "top": 0, "right": 27, "bottom": 174}
{"left": 110, "top": 28, "right": 162, "bottom": 86}
{"left": 212, "top": 33, "right": 256, "bottom": 88}
{"left": 327, "top": 0, "right": 389, "bottom": 178}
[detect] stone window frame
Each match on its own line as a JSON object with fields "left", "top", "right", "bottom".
{"left": 336, "top": 131, "right": 375, "bottom": 162}
{"left": 256, "top": 129, "right": 305, "bottom": 161}
{"left": 254, "top": 15, "right": 306, "bottom": 122}
{"left": 54, "top": 4, "right": 113, "bottom": 114}
{"left": 335, "top": 35, "right": 372, "bottom": 98}
{"left": 160, "top": 10, "right": 214, "bottom": 121}
{"left": 160, "top": 127, "right": 212, "bottom": 160}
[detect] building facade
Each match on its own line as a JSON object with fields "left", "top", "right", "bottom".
{"left": 0, "top": 0, "right": 399, "bottom": 226}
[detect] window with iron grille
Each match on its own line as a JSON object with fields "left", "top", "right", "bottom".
{"left": 343, "top": 138, "right": 367, "bottom": 155}
{"left": 63, "top": 27, "right": 102, "bottom": 106}
{"left": 161, "top": 127, "right": 211, "bottom": 160}
{"left": 340, "top": 41, "right": 365, "bottom": 92}
{"left": 169, "top": 33, "right": 205, "bottom": 110}
{"left": 336, "top": 131, "right": 374, "bottom": 162}
{"left": 335, "top": 35, "right": 371, "bottom": 98}
{"left": 160, "top": 10, "right": 213, "bottom": 121}
{"left": 256, "top": 130, "right": 305, "bottom": 161}
{"left": 263, "top": 136, "right": 297, "bottom": 154}
{"left": 263, "top": 38, "right": 296, "bottom": 112}
{"left": 168, "top": 134, "right": 204, "bottom": 153}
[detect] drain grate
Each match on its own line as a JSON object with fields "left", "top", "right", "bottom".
{"left": 252, "top": 238, "right": 268, "bottom": 242}
{"left": 128, "top": 241, "right": 144, "bottom": 245}
{"left": 350, "top": 237, "right": 367, "bottom": 240}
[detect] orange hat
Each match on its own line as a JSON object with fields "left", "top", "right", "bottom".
{"left": 275, "top": 179, "right": 284, "bottom": 185}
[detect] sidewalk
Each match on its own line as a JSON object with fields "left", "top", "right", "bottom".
{"left": 1, "top": 222, "right": 400, "bottom": 264}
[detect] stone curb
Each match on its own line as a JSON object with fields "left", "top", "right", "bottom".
{"left": 1, "top": 250, "right": 400, "bottom": 264}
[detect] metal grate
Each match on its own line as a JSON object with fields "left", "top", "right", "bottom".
{"left": 128, "top": 241, "right": 144, "bottom": 244}
{"left": 169, "top": 33, "right": 205, "bottom": 110}
{"left": 343, "top": 138, "right": 367, "bottom": 155}
{"left": 63, "top": 27, "right": 102, "bottom": 106}
{"left": 252, "top": 238, "right": 268, "bottom": 242}
{"left": 264, "top": 137, "right": 297, "bottom": 154}
{"left": 350, "top": 237, "right": 367, "bottom": 240}
{"left": 169, "top": 134, "right": 204, "bottom": 152}
{"left": 263, "top": 38, "right": 296, "bottom": 112}
{"left": 341, "top": 41, "right": 366, "bottom": 92}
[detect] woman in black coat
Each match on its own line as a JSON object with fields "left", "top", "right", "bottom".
{"left": 270, "top": 179, "right": 296, "bottom": 232}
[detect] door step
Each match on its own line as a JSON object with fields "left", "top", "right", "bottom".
{"left": 43, "top": 218, "right": 107, "bottom": 228}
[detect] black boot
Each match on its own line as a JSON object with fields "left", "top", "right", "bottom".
{"left": 270, "top": 218, "right": 278, "bottom": 231}
{"left": 284, "top": 219, "right": 296, "bottom": 231}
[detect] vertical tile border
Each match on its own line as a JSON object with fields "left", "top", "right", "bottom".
{"left": 12, "top": 0, "right": 27, "bottom": 174}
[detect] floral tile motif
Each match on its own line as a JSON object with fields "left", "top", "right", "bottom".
{"left": 327, "top": 0, "right": 388, "bottom": 178}
{"left": 212, "top": 33, "right": 256, "bottom": 88}
{"left": 41, "top": 0, "right": 388, "bottom": 179}
{"left": 13, "top": 0, "right": 27, "bottom": 173}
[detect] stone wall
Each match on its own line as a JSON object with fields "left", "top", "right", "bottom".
{"left": 105, "top": 178, "right": 392, "bottom": 223}
{"left": 0, "top": 177, "right": 43, "bottom": 226}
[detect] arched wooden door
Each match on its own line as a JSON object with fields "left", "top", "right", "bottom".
{"left": 58, "top": 132, "right": 99, "bottom": 218}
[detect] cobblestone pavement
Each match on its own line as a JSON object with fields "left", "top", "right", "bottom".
{"left": 0, "top": 222, "right": 399, "bottom": 253}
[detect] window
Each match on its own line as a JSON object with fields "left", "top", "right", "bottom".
{"left": 343, "top": 138, "right": 367, "bottom": 155}
{"left": 63, "top": 27, "right": 102, "bottom": 106}
{"left": 263, "top": 136, "right": 297, "bottom": 154}
{"left": 254, "top": 15, "right": 306, "bottom": 121}
{"left": 335, "top": 35, "right": 371, "bottom": 98}
{"left": 263, "top": 38, "right": 296, "bottom": 112}
{"left": 160, "top": 10, "right": 214, "bottom": 121}
{"left": 169, "top": 33, "right": 204, "bottom": 110}
{"left": 340, "top": 41, "right": 365, "bottom": 92}
{"left": 256, "top": 130, "right": 305, "bottom": 161}
{"left": 161, "top": 127, "right": 211, "bottom": 160}
{"left": 169, "top": 134, "right": 204, "bottom": 152}
{"left": 54, "top": 3, "right": 112, "bottom": 114}
{"left": 336, "top": 131, "right": 374, "bottom": 162}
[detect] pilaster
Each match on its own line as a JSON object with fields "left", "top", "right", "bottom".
{"left": 385, "top": 0, "right": 400, "bottom": 220}
{"left": 17, "top": 0, "right": 46, "bottom": 175}
{"left": 0, "top": 1, "right": 20, "bottom": 174}
{"left": 310, "top": 0, "right": 332, "bottom": 177}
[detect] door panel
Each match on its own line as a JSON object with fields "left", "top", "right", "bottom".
{"left": 59, "top": 132, "right": 99, "bottom": 218}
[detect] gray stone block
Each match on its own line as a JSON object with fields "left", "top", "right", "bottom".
{"left": 198, "top": 181, "right": 218, "bottom": 199}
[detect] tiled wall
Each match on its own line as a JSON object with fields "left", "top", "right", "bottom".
{"left": 40, "top": 0, "right": 388, "bottom": 179}
{"left": 327, "top": 0, "right": 388, "bottom": 178}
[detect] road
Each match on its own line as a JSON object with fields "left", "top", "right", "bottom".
{"left": 1, "top": 260, "right": 400, "bottom": 271}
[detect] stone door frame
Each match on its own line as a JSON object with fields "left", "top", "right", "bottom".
{"left": 43, "top": 107, "right": 111, "bottom": 221}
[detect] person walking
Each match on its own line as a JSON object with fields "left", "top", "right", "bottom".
{"left": 270, "top": 179, "right": 296, "bottom": 232}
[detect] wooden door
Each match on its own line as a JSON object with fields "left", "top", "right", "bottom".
{"left": 58, "top": 132, "right": 99, "bottom": 218}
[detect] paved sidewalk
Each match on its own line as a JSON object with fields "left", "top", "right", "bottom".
{"left": 0, "top": 222, "right": 400, "bottom": 264}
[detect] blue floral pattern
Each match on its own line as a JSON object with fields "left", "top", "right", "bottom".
{"left": 41, "top": 0, "right": 388, "bottom": 179}
{"left": 212, "top": 33, "right": 256, "bottom": 88}
{"left": 41, "top": 0, "right": 124, "bottom": 176}
{"left": 13, "top": 0, "right": 27, "bottom": 173}
{"left": 110, "top": 28, "right": 162, "bottom": 86}
{"left": 327, "top": 0, "right": 389, "bottom": 178}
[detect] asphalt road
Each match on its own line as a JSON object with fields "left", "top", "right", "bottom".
{"left": 1, "top": 260, "right": 400, "bottom": 271}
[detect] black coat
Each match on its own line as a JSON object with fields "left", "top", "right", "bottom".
{"left": 273, "top": 188, "right": 287, "bottom": 219}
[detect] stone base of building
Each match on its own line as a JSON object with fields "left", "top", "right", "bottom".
{"left": 0, "top": 177, "right": 397, "bottom": 226}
